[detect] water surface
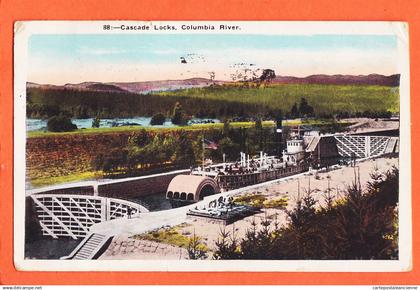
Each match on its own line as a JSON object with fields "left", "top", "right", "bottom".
{"left": 27, "top": 117, "right": 220, "bottom": 131}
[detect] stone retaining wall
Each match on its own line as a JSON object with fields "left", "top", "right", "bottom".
{"left": 97, "top": 170, "right": 189, "bottom": 199}
{"left": 29, "top": 169, "right": 190, "bottom": 200}
{"left": 100, "top": 236, "right": 188, "bottom": 260}
{"left": 33, "top": 186, "right": 94, "bottom": 196}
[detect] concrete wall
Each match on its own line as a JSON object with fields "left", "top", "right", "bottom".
{"left": 25, "top": 197, "right": 43, "bottom": 242}
{"left": 349, "top": 129, "right": 399, "bottom": 137}
{"left": 97, "top": 170, "right": 189, "bottom": 199}
{"left": 318, "top": 136, "right": 340, "bottom": 159}
{"left": 28, "top": 169, "right": 190, "bottom": 200}
{"left": 31, "top": 186, "right": 95, "bottom": 196}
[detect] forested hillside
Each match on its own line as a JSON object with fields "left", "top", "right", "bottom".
{"left": 27, "top": 83, "right": 399, "bottom": 120}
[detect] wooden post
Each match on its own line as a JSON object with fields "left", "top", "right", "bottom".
{"left": 202, "top": 136, "right": 205, "bottom": 176}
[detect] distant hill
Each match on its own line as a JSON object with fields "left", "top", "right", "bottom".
{"left": 27, "top": 74, "right": 400, "bottom": 95}
{"left": 111, "top": 78, "right": 224, "bottom": 93}
{"left": 27, "top": 78, "right": 223, "bottom": 94}
{"left": 272, "top": 74, "right": 400, "bottom": 87}
{"left": 27, "top": 81, "right": 128, "bottom": 93}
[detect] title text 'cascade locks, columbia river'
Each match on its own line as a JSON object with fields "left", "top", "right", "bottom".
{"left": 119, "top": 24, "right": 240, "bottom": 31}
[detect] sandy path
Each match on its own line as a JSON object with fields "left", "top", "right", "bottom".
{"left": 99, "top": 236, "right": 188, "bottom": 260}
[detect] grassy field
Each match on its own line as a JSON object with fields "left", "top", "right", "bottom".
{"left": 27, "top": 122, "right": 258, "bottom": 138}
{"left": 30, "top": 171, "right": 99, "bottom": 188}
{"left": 159, "top": 83, "right": 400, "bottom": 115}
{"left": 132, "top": 225, "right": 192, "bottom": 248}
{"left": 132, "top": 223, "right": 209, "bottom": 254}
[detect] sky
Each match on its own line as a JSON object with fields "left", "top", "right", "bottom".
{"left": 28, "top": 34, "right": 399, "bottom": 85}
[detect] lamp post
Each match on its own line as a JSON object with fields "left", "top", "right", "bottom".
{"left": 276, "top": 116, "right": 283, "bottom": 158}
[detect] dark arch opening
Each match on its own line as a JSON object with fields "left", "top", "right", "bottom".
{"left": 173, "top": 192, "right": 180, "bottom": 199}
{"left": 187, "top": 193, "right": 194, "bottom": 201}
{"left": 199, "top": 184, "right": 216, "bottom": 200}
{"left": 167, "top": 191, "right": 173, "bottom": 198}
{"left": 180, "top": 192, "right": 187, "bottom": 200}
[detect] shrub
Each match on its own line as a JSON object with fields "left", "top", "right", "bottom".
{"left": 215, "top": 168, "right": 399, "bottom": 260}
{"left": 150, "top": 113, "right": 166, "bottom": 126}
{"left": 47, "top": 115, "right": 77, "bottom": 132}
{"left": 133, "top": 227, "right": 190, "bottom": 248}
{"left": 92, "top": 116, "right": 101, "bottom": 128}
{"left": 171, "top": 102, "right": 190, "bottom": 125}
{"left": 187, "top": 232, "right": 208, "bottom": 260}
{"left": 234, "top": 193, "right": 267, "bottom": 208}
{"left": 213, "top": 226, "right": 241, "bottom": 260}
{"left": 263, "top": 197, "right": 289, "bottom": 209}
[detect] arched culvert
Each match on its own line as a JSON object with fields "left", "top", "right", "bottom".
{"left": 199, "top": 184, "right": 216, "bottom": 200}
{"left": 166, "top": 175, "right": 220, "bottom": 202}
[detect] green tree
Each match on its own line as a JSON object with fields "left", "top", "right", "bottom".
{"left": 171, "top": 130, "right": 195, "bottom": 167}
{"left": 255, "top": 117, "right": 263, "bottom": 131}
{"left": 222, "top": 119, "right": 230, "bottom": 137}
{"left": 241, "top": 217, "right": 280, "bottom": 259}
{"left": 259, "top": 69, "right": 276, "bottom": 83}
{"left": 76, "top": 105, "right": 89, "bottom": 119}
{"left": 148, "top": 134, "right": 169, "bottom": 164}
{"left": 150, "top": 113, "right": 166, "bottom": 125}
{"left": 92, "top": 153, "right": 104, "bottom": 171}
{"left": 100, "top": 148, "right": 128, "bottom": 174}
{"left": 128, "top": 129, "right": 150, "bottom": 147}
{"left": 161, "top": 134, "right": 177, "bottom": 161}
{"left": 171, "top": 102, "right": 189, "bottom": 125}
{"left": 290, "top": 102, "right": 299, "bottom": 118}
{"left": 47, "top": 115, "right": 77, "bottom": 132}
{"left": 126, "top": 129, "right": 152, "bottom": 171}
{"left": 218, "top": 137, "right": 238, "bottom": 161}
{"left": 213, "top": 226, "right": 241, "bottom": 260}
{"left": 127, "top": 146, "right": 149, "bottom": 171}
{"left": 187, "top": 231, "right": 208, "bottom": 260}
{"left": 42, "top": 104, "right": 61, "bottom": 118}
{"left": 214, "top": 168, "right": 399, "bottom": 260}
{"left": 92, "top": 116, "right": 101, "bottom": 128}
{"left": 298, "top": 97, "right": 314, "bottom": 117}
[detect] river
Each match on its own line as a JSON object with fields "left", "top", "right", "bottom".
{"left": 26, "top": 117, "right": 220, "bottom": 131}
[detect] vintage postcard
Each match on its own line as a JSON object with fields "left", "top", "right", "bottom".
{"left": 14, "top": 21, "right": 411, "bottom": 271}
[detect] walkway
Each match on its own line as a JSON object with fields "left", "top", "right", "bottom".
{"left": 89, "top": 169, "right": 313, "bottom": 237}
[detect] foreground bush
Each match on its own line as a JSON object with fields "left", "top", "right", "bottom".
{"left": 47, "top": 115, "right": 77, "bottom": 132}
{"left": 150, "top": 113, "right": 166, "bottom": 125}
{"left": 214, "top": 167, "right": 399, "bottom": 260}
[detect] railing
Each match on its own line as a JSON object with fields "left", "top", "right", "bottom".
{"left": 334, "top": 135, "right": 390, "bottom": 158}
{"left": 217, "top": 164, "right": 309, "bottom": 191}
{"left": 30, "top": 194, "right": 148, "bottom": 239}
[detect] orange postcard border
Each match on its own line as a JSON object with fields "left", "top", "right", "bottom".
{"left": 0, "top": 0, "right": 419, "bottom": 285}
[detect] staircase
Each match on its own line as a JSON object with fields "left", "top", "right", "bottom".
{"left": 384, "top": 137, "right": 398, "bottom": 154}
{"left": 305, "top": 136, "right": 320, "bottom": 152}
{"left": 62, "top": 233, "right": 111, "bottom": 260}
